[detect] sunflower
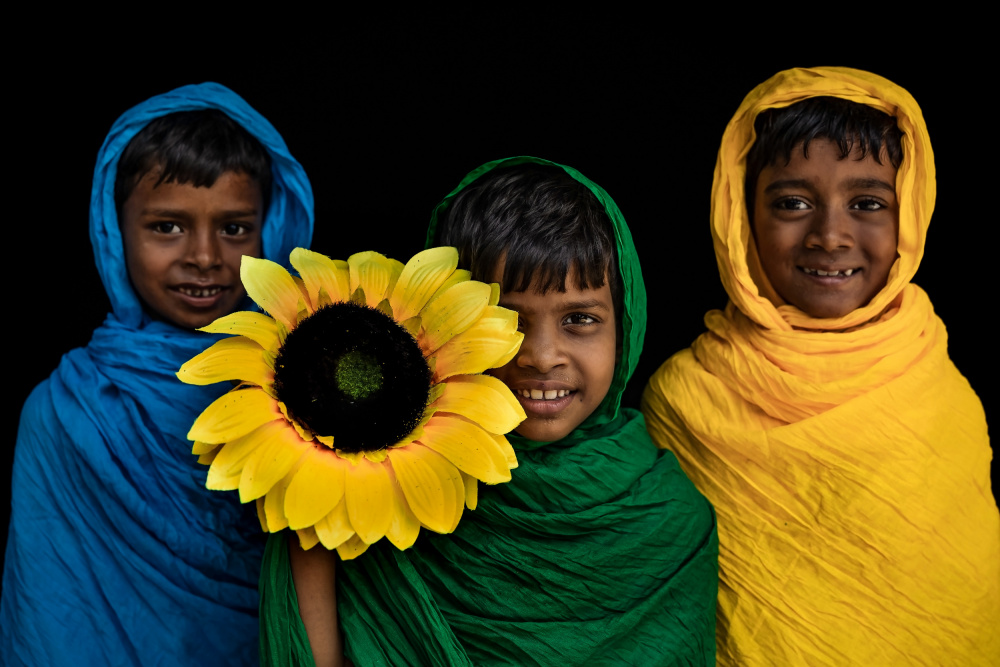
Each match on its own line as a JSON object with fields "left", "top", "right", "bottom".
{"left": 177, "top": 247, "right": 525, "bottom": 559}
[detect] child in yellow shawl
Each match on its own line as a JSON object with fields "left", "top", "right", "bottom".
{"left": 642, "top": 67, "right": 1000, "bottom": 665}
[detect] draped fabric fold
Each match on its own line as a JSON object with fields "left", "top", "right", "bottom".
{"left": 260, "top": 156, "right": 719, "bottom": 666}
{"left": 642, "top": 67, "right": 1000, "bottom": 666}
{"left": 1, "top": 83, "right": 314, "bottom": 666}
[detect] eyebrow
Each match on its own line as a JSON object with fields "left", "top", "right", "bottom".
{"left": 140, "top": 207, "right": 260, "bottom": 218}
{"left": 763, "top": 178, "right": 895, "bottom": 194}
{"left": 561, "top": 298, "right": 612, "bottom": 311}
{"left": 499, "top": 297, "right": 612, "bottom": 313}
{"left": 845, "top": 177, "right": 895, "bottom": 192}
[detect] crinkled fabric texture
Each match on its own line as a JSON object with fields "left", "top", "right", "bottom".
{"left": 641, "top": 67, "right": 1000, "bottom": 666}
{"left": 260, "top": 156, "right": 719, "bottom": 666}
{"left": 1, "top": 83, "right": 314, "bottom": 666}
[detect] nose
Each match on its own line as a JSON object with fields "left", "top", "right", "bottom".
{"left": 185, "top": 227, "right": 222, "bottom": 271}
{"left": 806, "top": 208, "right": 854, "bottom": 252}
{"left": 516, "top": 323, "right": 568, "bottom": 374}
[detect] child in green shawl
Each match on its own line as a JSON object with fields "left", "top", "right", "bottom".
{"left": 261, "top": 157, "right": 718, "bottom": 666}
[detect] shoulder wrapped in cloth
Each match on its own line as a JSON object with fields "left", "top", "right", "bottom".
{"left": 642, "top": 67, "right": 1000, "bottom": 666}
{"left": 260, "top": 156, "right": 719, "bottom": 666}
{"left": 1, "top": 84, "right": 314, "bottom": 665}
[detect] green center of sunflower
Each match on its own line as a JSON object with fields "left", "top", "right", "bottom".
{"left": 335, "top": 351, "right": 383, "bottom": 400}
{"left": 272, "top": 302, "right": 431, "bottom": 453}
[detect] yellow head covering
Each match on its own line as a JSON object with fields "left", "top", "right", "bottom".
{"left": 642, "top": 67, "right": 999, "bottom": 666}
{"left": 714, "top": 66, "right": 935, "bottom": 330}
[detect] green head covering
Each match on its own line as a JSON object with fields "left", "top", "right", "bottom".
{"left": 260, "top": 158, "right": 717, "bottom": 667}
{"left": 426, "top": 156, "right": 647, "bottom": 438}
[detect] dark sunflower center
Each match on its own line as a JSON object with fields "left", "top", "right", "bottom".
{"left": 273, "top": 302, "right": 431, "bottom": 453}
{"left": 335, "top": 351, "right": 383, "bottom": 400}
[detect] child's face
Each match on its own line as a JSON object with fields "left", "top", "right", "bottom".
{"left": 120, "top": 169, "right": 263, "bottom": 329}
{"left": 489, "top": 267, "right": 617, "bottom": 442}
{"left": 752, "top": 138, "right": 899, "bottom": 319}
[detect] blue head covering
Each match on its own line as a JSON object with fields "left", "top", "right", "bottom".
{"left": 1, "top": 83, "right": 313, "bottom": 665}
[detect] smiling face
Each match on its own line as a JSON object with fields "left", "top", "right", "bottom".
{"left": 488, "top": 267, "right": 618, "bottom": 443}
{"left": 120, "top": 169, "right": 264, "bottom": 329}
{"left": 752, "top": 138, "right": 900, "bottom": 319}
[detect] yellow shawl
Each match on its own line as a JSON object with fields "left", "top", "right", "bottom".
{"left": 642, "top": 67, "right": 999, "bottom": 665}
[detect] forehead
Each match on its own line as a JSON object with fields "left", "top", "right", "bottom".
{"left": 124, "top": 170, "right": 264, "bottom": 213}
{"left": 495, "top": 267, "right": 614, "bottom": 313}
{"left": 759, "top": 139, "right": 898, "bottom": 189}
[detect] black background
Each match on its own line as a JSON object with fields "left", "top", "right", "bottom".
{"left": 4, "top": 31, "right": 994, "bottom": 571}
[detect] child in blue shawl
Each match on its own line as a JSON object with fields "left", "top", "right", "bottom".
{"left": 1, "top": 83, "right": 313, "bottom": 665}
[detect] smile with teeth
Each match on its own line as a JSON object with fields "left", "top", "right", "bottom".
{"left": 519, "top": 389, "right": 572, "bottom": 400}
{"left": 178, "top": 286, "right": 223, "bottom": 297}
{"left": 801, "top": 267, "right": 858, "bottom": 277}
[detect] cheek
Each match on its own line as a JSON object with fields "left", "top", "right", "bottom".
{"left": 123, "top": 240, "right": 166, "bottom": 292}
{"left": 865, "top": 226, "right": 900, "bottom": 275}
{"left": 485, "top": 359, "right": 515, "bottom": 383}
{"left": 588, "top": 337, "right": 618, "bottom": 401}
{"left": 222, "top": 237, "right": 262, "bottom": 281}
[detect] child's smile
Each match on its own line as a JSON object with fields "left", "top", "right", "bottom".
{"left": 489, "top": 269, "right": 617, "bottom": 443}
{"left": 120, "top": 170, "right": 263, "bottom": 329}
{"left": 752, "top": 138, "right": 899, "bottom": 319}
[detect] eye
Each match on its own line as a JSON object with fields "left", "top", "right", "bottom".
{"left": 564, "top": 313, "right": 598, "bottom": 326}
{"left": 851, "top": 197, "right": 886, "bottom": 211}
{"left": 222, "top": 223, "right": 250, "bottom": 236}
{"left": 153, "top": 222, "right": 181, "bottom": 234}
{"left": 773, "top": 197, "right": 809, "bottom": 211}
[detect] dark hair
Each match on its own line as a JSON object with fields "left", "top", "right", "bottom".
{"left": 435, "top": 164, "right": 622, "bottom": 323}
{"left": 745, "top": 96, "right": 904, "bottom": 211}
{"left": 114, "top": 109, "right": 272, "bottom": 215}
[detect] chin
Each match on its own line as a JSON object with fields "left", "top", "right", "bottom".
{"left": 514, "top": 421, "right": 574, "bottom": 443}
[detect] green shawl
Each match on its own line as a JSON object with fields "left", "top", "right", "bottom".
{"left": 260, "top": 157, "right": 718, "bottom": 666}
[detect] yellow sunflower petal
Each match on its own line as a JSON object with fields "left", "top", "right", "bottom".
{"left": 315, "top": 498, "right": 354, "bottom": 551}
{"left": 206, "top": 425, "right": 271, "bottom": 490}
{"left": 256, "top": 497, "right": 269, "bottom": 532}
{"left": 192, "top": 441, "right": 220, "bottom": 456}
{"left": 418, "top": 281, "right": 491, "bottom": 354}
{"left": 417, "top": 415, "right": 513, "bottom": 484}
{"left": 492, "top": 433, "right": 519, "bottom": 469}
{"left": 488, "top": 282, "right": 500, "bottom": 306}
{"left": 177, "top": 336, "right": 273, "bottom": 388}
{"left": 432, "top": 307, "right": 524, "bottom": 381}
{"left": 264, "top": 454, "right": 310, "bottom": 532}
{"left": 349, "top": 251, "right": 404, "bottom": 307}
{"left": 433, "top": 375, "right": 526, "bottom": 434}
{"left": 461, "top": 471, "right": 479, "bottom": 510}
{"left": 188, "top": 387, "right": 282, "bottom": 444}
{"left": 389, "top": 247, "right": 460, "bottom": 321}
{"left": 197, "top": 450, "right": 219, "bottom": 466}
{"left": 198, "top": 311, "right": 280, "bottom": 352}
{"left": 385, "top": 467, "right": 420, "bottom": 550}
{"left": 296, "top": 527, "right": 320, "bottom": 551}
{"left": 241, "top": 256, "right": 301, "bottom": 330}
{"left": 448, "top": 480, "right": 465, "bottom": 533}
{"left": 389, "top": 444, "right": 465, "bottom": 534}
{"left": 290, "top": 248, "right": 352, "bottom": 305}
{"left": 292, "top": 276, "right": 313, "bottom": 314}
{"left": 425, "top": 269, "right": 472, "bottom": 309}
{"left": 375, "top": 298, "right": 393, "bottom": 318}
{"left": 239, "top": 421, "right": 311, "bottom": 503}
{"left": 336, "top": 533, "right": 370, "bottom": 560}
{"left": 345, "top": 456, "right": 393, "bottom": 544}
{"left": 284, "top": 448, "right": 347, "bottom": 529}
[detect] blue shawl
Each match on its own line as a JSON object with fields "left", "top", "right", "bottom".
{"left": 1, "top": 83, "right": 314, "bottom": 666}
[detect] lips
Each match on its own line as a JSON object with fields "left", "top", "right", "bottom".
{"left": 516, "top": 388, "right": 571, "bottom": 400}
{"left": 177, "top": 286, "right": 224, "bottom": 298}
{"left": 506, "top": 382, "right": 577, "bottom": 418}
{"left": 172, "top": 284, "right": 230, "bottom": 307}
{"left": 800, "top": 266, "right": 860, "bottom": 277}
